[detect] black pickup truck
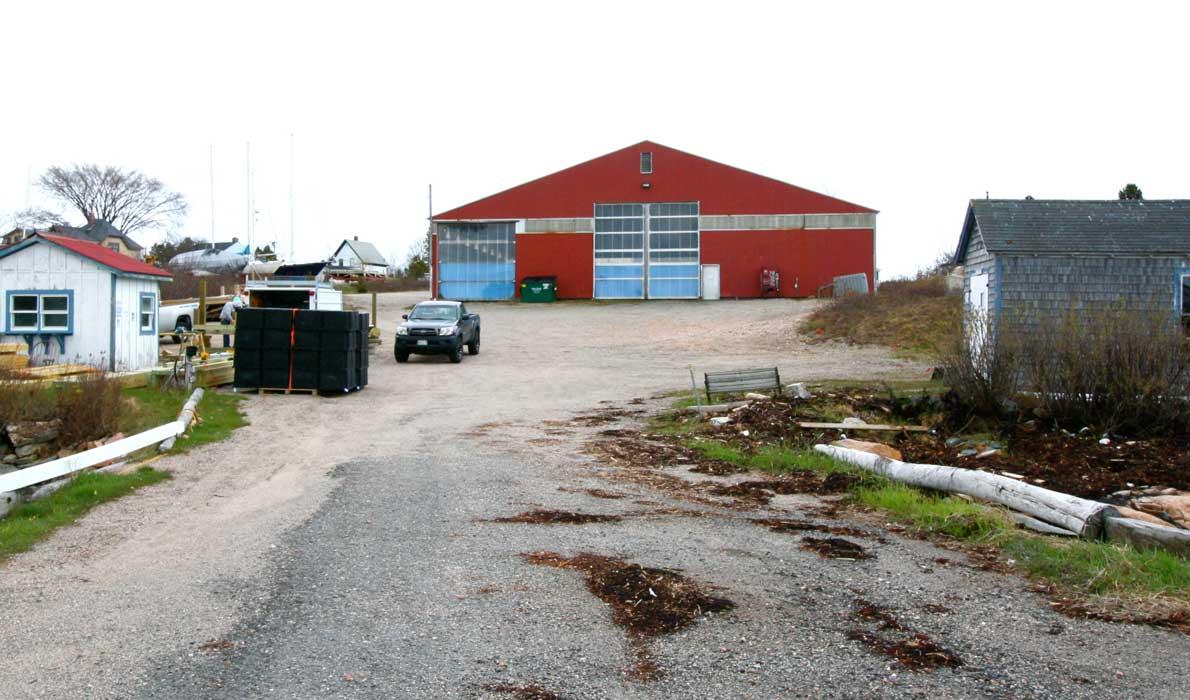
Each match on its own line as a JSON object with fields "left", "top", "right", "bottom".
{"left": 395, "top": 301, "right": 480, "bottom": 363}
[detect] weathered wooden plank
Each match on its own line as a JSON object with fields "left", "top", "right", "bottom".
{"left": 0, "top": 354, "right": 29, "bottom": 369}
{"left": 800, "top": 422, "right": 930, "bottom": 432}
{"left": 0, "top": 342, "right": 23, "bottom": 354}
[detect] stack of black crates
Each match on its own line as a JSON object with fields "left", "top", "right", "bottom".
{"left": 234, "top": 308, "right": 369, "bottom": 394}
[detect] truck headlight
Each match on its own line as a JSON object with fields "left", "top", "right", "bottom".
{"left": 397, "top": 326, "right": 408, "bottom": 335}
{"left": 438, "top": 326, "right": 456, "bottom": 336}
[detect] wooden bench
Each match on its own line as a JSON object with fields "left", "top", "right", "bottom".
{"left": 704, "top": 367, "right": 782, "bottom": 400}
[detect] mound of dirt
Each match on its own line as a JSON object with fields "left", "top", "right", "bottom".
{"left": 800, "top": 537, "right": 873, "bottom": 560}
{"left": 752, "top": 518, "right": 877, "bottom": 540}
{"left": 487, "top": 510, "right": 623, "bottom": 525}
{"left": 522, "top": 551, "right": 734, "bottom": 679}
{"left": 904, "top": 427, "right": 1190, "bottom": 499}
{"left": 847, "top": 630, "right": 963, "bottom": 671}
{"left": 483, "top": 683, "right": 565, "bottom": 699}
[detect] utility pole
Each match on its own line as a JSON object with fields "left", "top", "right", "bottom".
{"left": 289, "top": 132, "right": 296, "bottom": 263}
{"left": 209, "top": 145, "right": 216, "bottom": 248}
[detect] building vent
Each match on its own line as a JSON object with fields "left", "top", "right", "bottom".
{"left": 640, "top": 151, "right": 653, "bottom": 174}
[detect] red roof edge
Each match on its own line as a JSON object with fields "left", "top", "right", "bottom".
{"left": 37, "top": 234, "right": 172, "bottom": 279}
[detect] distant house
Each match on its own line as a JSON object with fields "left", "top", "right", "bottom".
{"left": 329, "top": 237, "right": 388, "bottom": 277}
{"left": 169, "top": 239, "right": 252, "bottom": 271}
{"left": 0, "top": 233, "right": 171, "bottom": 371}
{"left": 48, "top": 219, "right": 144, "bottom": 259}
{"left": 1, "top": 227, "right": 39, "bottom": 249}
{"left": 953, "top": 199, "right": 1190, "bottom": 328}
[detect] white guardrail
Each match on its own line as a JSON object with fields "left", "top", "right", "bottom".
{"left": 0, "top": 421, "right": 185, "bottom": 494}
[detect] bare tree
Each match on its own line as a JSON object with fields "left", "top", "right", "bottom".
{"left": 38, "top": 164, "right": 188, "bottom": 234}
{"left": 6, "top": 207, "right": 66, "bottom": 230}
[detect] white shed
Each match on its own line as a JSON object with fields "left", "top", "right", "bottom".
{"left": 329, "top": 237, "right": 388, "bottom": 277}
{"left": 0, "top": 233, "right": 172, "bottom": 371}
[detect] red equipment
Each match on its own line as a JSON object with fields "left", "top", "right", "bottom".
{"left": 760, "top": 268, "right": 780, "bottom": 297}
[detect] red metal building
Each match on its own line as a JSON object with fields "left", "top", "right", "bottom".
{"left": 431, "top": 141, "right": 876, "bottom": 301}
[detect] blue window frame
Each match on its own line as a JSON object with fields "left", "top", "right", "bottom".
{"left": 139, "top": 292, "right": 157, "bottom": 335}
{"left": 5, "top": 289, "right": 74, "bottom": 334}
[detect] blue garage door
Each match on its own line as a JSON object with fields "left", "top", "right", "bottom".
{"left": 594, "top": 204, "right": 645, "bottom": 299}
{"left": 594, "top": 202, "right": 699, "bottom": 299}
{"left": 438, "top": 222, "right": 516, "bottom": 300}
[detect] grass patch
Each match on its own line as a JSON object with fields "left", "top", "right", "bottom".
{"left": 122, "top": 388, "right": 248, "bottom": 454}
{"left": 854, "top": 482, "right": 1011, "bottom": 540}
{"left": 0, "top": 468, "right": 170, "bottom": 562}
{"left": 801, "top": 275, "right": 961, "bottom": 360}
{"left": 1004, "top": 536, "right": 1190, "bottom": 598}
{"left": 690, "top": 441, "right": 853, "bottom": 475}
{"left": 683, "top": 432, "right": 1190, "bottom": 602}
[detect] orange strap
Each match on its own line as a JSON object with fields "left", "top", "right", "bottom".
{"left": 287, "top": 309, "right": 297, "bottom": 391}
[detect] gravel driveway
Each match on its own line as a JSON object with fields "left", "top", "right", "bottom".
{"left": 0, "top": 293, "right": 1184, "bottom": 699}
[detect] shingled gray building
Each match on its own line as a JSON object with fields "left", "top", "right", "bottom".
{"left": 953, "top": 199, "right": 1190, "bottom": 328}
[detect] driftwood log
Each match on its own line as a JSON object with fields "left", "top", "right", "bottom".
{"left": 158, "top": 388, "right": 204, "bottom": 452}
{"left": 815, "top": 444, "right": 1114, "bottom": 538}
{"left": 815, "top": 444, "right": 1190, "bottom": 555}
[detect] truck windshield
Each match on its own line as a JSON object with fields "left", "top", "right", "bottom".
{"left": 410, "top": 305, "right": 458, "bottom": 321}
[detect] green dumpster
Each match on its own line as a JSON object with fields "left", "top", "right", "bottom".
{"left": 520, "top": 276, "right": 558, "bottom": 303}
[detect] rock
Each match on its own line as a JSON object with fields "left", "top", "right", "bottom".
{"left": 1, "top": 453, "right": 16, "bottom": 465}
{"left": 976, "top": 449, "right": 1000, "bottom": 459}
{"left": 5, "top": 420, "right": 62, "bottom": 448}
{"left": 1116, "top": 505, "right": 1175, "bottom": 528}
{"left": 958, "top": 449, "right": 978, "bottom": 458}
{"left": 944, "top": 437, "right": 963, "bottom": 447}
{"left": 744, "top": 392, "right": 770, "bottom": 401}
{"left": 1098, "top": 438, "right": 1111, "bottom": 445}
{"left": 1133, "top": 494, "right": 1190, "bottom": 529}
{"left": 832, "top": 439, "right": 902, "bottom": 461}
{"left": 709, "top": 417, "right": 731, "bottom": 427}
{"left": 786, "top": 383, "right": 813, "bottom": 400}
{"left": 15, "top": 442, "right": 47, "bottom": 459}
{"left": 841, "top": 417, "right": 866, "bottom": 427}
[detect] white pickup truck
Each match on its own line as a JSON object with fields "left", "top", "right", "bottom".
{"left": 158, "top": 301, "right": 201, "bottom": 342}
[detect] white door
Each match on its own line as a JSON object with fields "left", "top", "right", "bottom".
{"left": 701, "top": 264, "right": 721, "bottom": 300}
{"left": 967, "top": 272, "right": 989, "bottom": 355}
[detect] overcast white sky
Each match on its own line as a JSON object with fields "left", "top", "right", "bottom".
{"left": 3, "top": 1, "right": 1187, "bottom": 278}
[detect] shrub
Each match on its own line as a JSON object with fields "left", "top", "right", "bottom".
{"left": 800, "top": 273, "right": 962, "bottom": 359}
{"left": 942, "top": 305, "right": 1190, "bottom": 435}
{"left": 0, "top": 373, "right": 124, "bottom": 445}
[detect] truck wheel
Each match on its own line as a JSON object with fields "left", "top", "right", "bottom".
{"left": 467, "top": 332, "right": 480, "bottom": 356}
{"left": 395, "top": 350, "right": 409, "bottom": 363}
{"left": 449, "top": 345, "right": 464, "bottom": 363}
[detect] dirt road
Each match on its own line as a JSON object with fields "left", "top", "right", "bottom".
{"left": 1, "top": 293, "right": 1183, "bottom": 699}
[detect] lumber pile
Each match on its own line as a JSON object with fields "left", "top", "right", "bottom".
{"left": 0, "top": 343, "right": 28, "bottom": 370}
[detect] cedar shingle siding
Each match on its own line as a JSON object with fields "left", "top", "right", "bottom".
{"left": 955, "top": 199, "right": 1190, "bottom": 326}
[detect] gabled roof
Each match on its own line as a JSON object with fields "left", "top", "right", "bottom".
{"left": 50, "top": 219, "right": 143, "bottom": 251}
{"left": 334, "top": 239, "right": 387, "bottom": 266}
{"left": 955, "top": 199, "right": 1190, "bottom": 263}
{"left": 0, "top": 233, "right": 171, "bottom": 279}
{"left": 433, "top": 140, "right": 876, "bottom": 220}
{"left": 275, "top": 262, "right": 328, "bottom": 278}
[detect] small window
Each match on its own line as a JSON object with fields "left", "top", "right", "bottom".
{"left": 41, "top": 295, "right": 70, "bottom": 331}
{"left": 10, "top": 294, "right": 39, "bottom": 331}
{"left": 1182, "top": 273, "right": 1190, "bottom": 319}
{"left": 7, "top": 291, "right": 73, "bottom": 333}
{"left": 140, "top": 293, "right": 156, "bottom": 334}
{"left": 640, "top": 151, "right": 653, "bottom": 174}
{"left": 108, "top": 243, "right": 121, "bottom": 252}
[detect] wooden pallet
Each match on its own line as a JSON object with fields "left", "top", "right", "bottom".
{"left": 235, "top": 386, "right": 318, "bottom": 395}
